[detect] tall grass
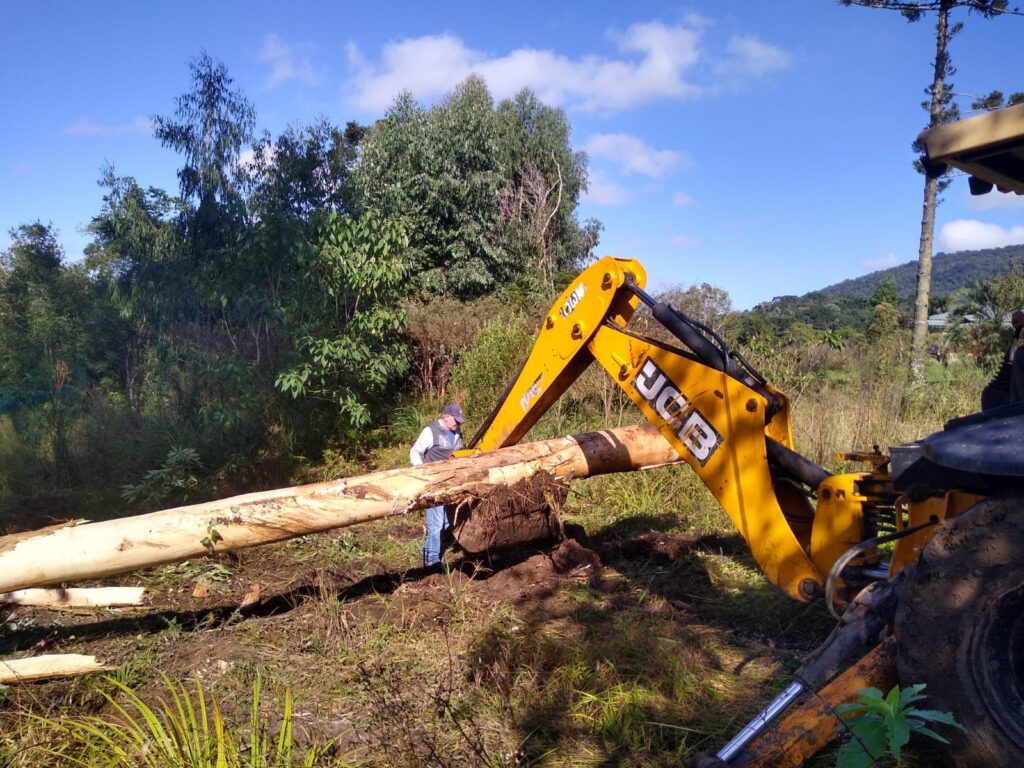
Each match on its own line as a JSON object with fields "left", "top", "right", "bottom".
{"left": 12, "top": 675, "right": 342, "bottom": 768}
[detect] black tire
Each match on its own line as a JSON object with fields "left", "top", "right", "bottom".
{"left": 895, "top": 494, "right": 1024, "bottom": 768}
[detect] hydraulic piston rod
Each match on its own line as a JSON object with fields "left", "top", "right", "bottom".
{"left": 715, "top": 681, "right": 806, "bottom": 762}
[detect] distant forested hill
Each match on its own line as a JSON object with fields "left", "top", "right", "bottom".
{"left": 819, "top": 244, "right": 1024, "bottom": 299}
{"left": 740, "top": 244, "right": 1024, "bottom": 336}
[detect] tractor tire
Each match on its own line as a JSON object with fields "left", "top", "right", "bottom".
{"left": 895, "top": 494, "right": 1024, "bottom": 768}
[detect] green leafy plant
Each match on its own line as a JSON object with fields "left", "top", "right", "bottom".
{"left": 31, "top": 673, "right": 339, "bottom": 767}
{"left": 449, "top": 315, "right": 532, "bottom": 419}
{"left": 122, "top": 446, "right": 203, "bottom": 506}
{"left": 275, "top": 210, "right": 411, "bottom": 429}
{"left": 835, "top": 684, "right": 964, "bottom": 768}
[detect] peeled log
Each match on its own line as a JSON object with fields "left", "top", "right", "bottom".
{"left": 0, "top": 654, "right": 111, "bottom": 684}
{"left": 0, "top": 587, "right": 146, "bottom": 608}
{"left": 0, "top": 424, "right": 681, "bottom": 594}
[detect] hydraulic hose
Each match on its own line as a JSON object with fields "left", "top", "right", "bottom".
{"left": 767, "top": 438, "right": 832, "bottom": 490}
{"left": 651, "top": 301, "right": 731, "bottom": 374}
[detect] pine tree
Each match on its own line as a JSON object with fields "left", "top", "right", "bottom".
{"left": 838, "top": 1, "right": 1018, "bottom": 381}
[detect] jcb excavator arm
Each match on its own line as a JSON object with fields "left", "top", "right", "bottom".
{"left": 451, "top": 101, "right": 1024, "bottom": 767}
{"left": 456, "top": 255, "right": 987, "bottom": 765}
{"left": 464, "top": 256, "right": 831, "bottom": 601}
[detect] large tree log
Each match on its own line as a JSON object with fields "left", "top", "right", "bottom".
{"left": 0, "top": 424, "right": 681, "bottom": 594}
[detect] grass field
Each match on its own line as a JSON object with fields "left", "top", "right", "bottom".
{"left": 0, "top": 346, "right": 983, "bottom": 767}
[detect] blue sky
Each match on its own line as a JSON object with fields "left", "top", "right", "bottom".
{"left": 3, "top": 1, "right": 1023, "bottom": 309}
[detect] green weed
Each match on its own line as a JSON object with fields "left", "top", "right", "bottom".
{"left": 834, "top": 684, "right": 964, "bottom": 768}
{"left": 25, "top": 674, "right": 341, "bottom": 768}
{"left": 572, "top": 684, "right": 654, "bottom": 751}
{"left": 121, "top": 446, "right": 203, "bottom": 507}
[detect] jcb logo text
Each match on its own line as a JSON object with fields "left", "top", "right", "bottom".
{"left": 633, "top": 358, "right": 721, "bottom": 466}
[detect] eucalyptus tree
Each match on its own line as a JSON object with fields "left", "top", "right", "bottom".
{"left": 0, "top": 224, "right": 105, "bottom": 485}
{"left": 244, "top": 119, "right": 366, "bottom": 220}
{"left": 495, "top": 89, "right": 600, "bottom": 290}
{"left": 357, "top": 77, "right": 504, "bottom": 297}
{"left": 838, "top": 0, "right": 1018, "bottom": 380}
{"left": 356, "top": 76, "right": 598, "bottom": 299}
{"left": 153, "top": 51, "right": 255, "bottom": 259}
{"left": 84, "top": 171, "right": 188, "bottom": 411}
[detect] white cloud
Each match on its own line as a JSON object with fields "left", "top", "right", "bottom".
{"left": 583, "top": 169, "right": 628, "bottom": 206}
{"left": 860, "top": 253, "right": 901, "bottom": 272}
{"left": 234, "top": 145, "right": 278, "bottom": 176}
{"left": 718, "top": 34, "right": 791, "bottom": 77}
{"left": 672, "top": 191, "right": 694, "bottom": 208}
{"left": 938, "top": 219, "right": 1024, "bottom": 251}
{"left": 345, "top": 20, "right": 760, "bottom": 114}
{"left": 682, "top": 12, "right": 713, "bottom": 29}
{"left": 671, "top": 234, "right": 698, "bottom": 250}
{"left": 261, "top": 34, "right": 318, "bottom": 88}
{"left": 61, "top": 116, "right": 152, "bottom": 137}
{"left": 584, "top": 133, "right": 686, "bottom": 178}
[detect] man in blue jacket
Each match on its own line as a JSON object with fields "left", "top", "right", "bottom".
{"left": 409, "top": 403, "right": 465, "bottom": 570}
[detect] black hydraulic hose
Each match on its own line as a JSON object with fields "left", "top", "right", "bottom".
{"left": 727, "top": 346, "right": 768, "bottom": 386}
{"left": 651, "top": 301, "right": 730, "bottom": 373}
{"left": 627, "top": 280, "right": 782, "bottom": 418}
{"left": 627, "top": 278, "right": 763, "bottom": 386}
{"left": 767, "top": 438, "right": 831, "bottom": 490}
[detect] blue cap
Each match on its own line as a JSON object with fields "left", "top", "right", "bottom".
{"left": 443, "top": 403, "right": 464, "bottom": 423}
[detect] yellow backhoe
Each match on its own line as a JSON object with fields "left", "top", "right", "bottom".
{"left": 455, "top": 102, "right": 1024, "bottom": 767}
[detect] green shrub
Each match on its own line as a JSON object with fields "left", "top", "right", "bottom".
{"left": 122, "top": 446, "right": 203, "bottom": 507}
{"left": 449, "top": 315, "right": 533, "bottom": 423}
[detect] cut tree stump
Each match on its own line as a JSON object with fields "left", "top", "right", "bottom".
{"left": 0, "top": 424, "right": 682, "bottom": 594}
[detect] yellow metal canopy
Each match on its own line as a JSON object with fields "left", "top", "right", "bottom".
{"left": 918, "top": 102, "right": 1024, "bottom": 195}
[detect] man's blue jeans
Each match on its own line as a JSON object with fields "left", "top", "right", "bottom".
{"left": 422, "top": 505, "right": 449, "bottom": 567}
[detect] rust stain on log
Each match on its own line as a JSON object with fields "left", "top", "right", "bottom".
{"left": 210, "top": 515, "right": 246, "bottom": 526}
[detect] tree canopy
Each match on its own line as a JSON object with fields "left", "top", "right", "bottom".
{"left": 0, "top": 55, "right": 606, "bottom": 500}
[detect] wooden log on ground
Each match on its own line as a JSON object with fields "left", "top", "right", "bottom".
{"left": 0, "top": 587, "right": 146, "bottom": 608}
{"left": 0, "top": 654, "right": 112, "bottom": 684}
{"left": 0, "top": 424, "right": 682, "bottom": 594}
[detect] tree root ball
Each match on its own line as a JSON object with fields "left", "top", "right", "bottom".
{"left": 450, "top": 472, "right": 568, "bottom": 556}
